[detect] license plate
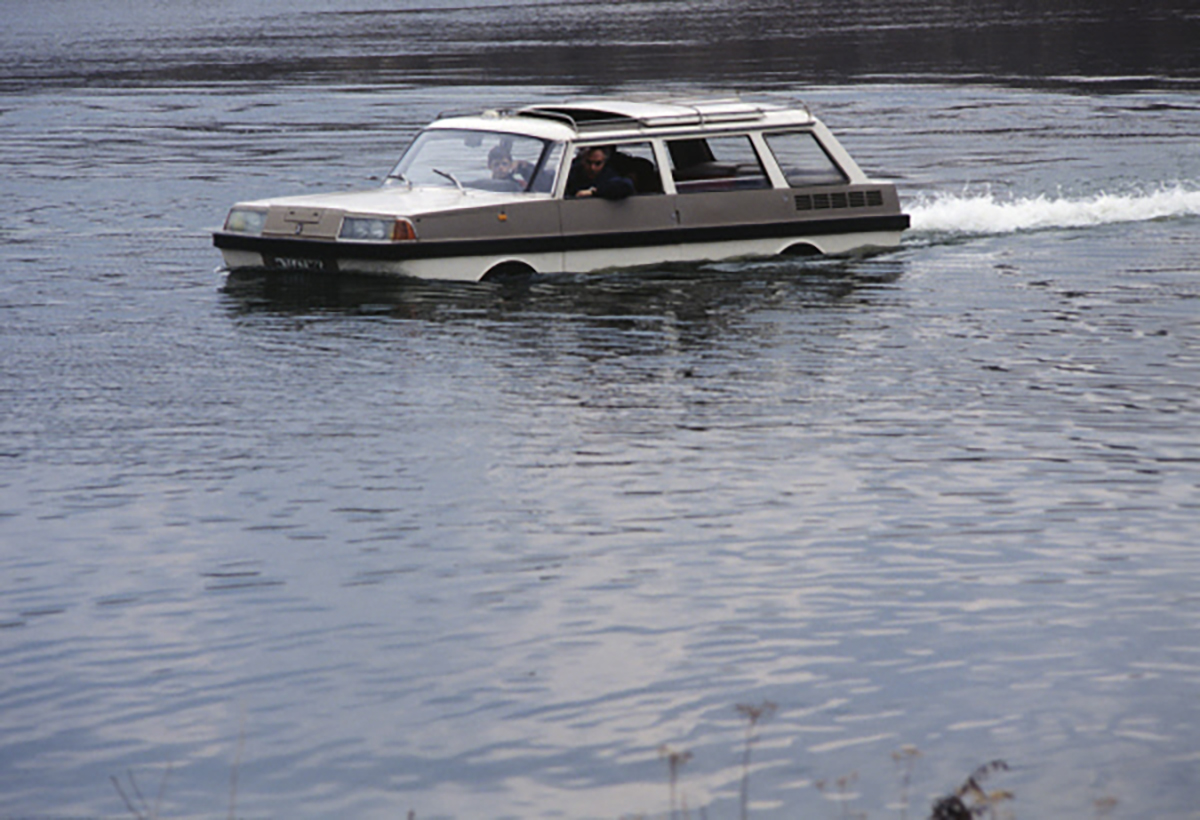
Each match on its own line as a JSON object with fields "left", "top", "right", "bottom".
{"left": 265, "top": 255, "right": 337, "bottom": 272}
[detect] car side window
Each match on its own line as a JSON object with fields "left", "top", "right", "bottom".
{"left": 561, "top": 142, "right": 664, "bottom": 199}
{"left": 764, "top": 132, "right": 848, "bottom": 187}
{"left": 607, "top": 142, "right": 664, "bottom": 195}
{"left": 667, "top": 135, "right": 769, "bottom": 194}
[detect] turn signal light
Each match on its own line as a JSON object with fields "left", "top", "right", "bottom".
{"left": 392, "top": 218, "right": 416, "bottom": 241}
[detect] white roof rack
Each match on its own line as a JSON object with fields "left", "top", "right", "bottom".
{"left": 517, "top": 96, "right": 811, "bottom": 132}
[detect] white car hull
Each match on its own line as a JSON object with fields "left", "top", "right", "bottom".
{"left": 217, "top": 220, "right": 906, "bottom": 281}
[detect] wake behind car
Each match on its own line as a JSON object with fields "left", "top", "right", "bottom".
{"left": 214, "top": 97, "right": 909, "bottom": 281}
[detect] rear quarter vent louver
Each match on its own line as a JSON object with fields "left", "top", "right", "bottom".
{"left": 796, "top": 189, "right": 884, "bottom": 212}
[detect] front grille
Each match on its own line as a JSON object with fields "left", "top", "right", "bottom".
{"left": 796, "top": 189, "right": 884, "bottom": 212}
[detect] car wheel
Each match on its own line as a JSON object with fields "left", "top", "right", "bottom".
{"left": 481, "top": 261, "right": 536, "bottom": 283}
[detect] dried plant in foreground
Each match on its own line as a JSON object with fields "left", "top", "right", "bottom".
{"left": 111, "top": 714, "right": 245, "bottom": 820}
{"left": 734, "top": 700, "right": 776, "bottom": 820}
{"left": 892, "top": 744, "right": 922, "bottom": 820}
{"left": 815, "top": 770, "right": 866, "bottom": 820}
{"left": 929, "top": 760, "right": 1013, "bottom": 820}
{"left": 110, "top": 766, "right": 172, "bottom": 820}
{"left": 659, "top": 744, "right": 693, "bottom": 820}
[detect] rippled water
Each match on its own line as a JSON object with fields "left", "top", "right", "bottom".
{"left": 2, "top": 3, "right": 1200, "bottom": 819}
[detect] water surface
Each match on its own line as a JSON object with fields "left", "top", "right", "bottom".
{"left": 2, "top": 3, "right": 1199, "bottom": 819}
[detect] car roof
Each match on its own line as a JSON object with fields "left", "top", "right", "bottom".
{"left": 428, "top": 96, "right": 817, "bottom": 141}
{"left": 522, "top": 97, "right": 813, "bottom": 130}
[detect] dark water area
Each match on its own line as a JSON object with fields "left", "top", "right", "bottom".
{"left": 3, "top": 0, "right": 1199, "bottom": 91}
{"left": 2, "top": 2, "right": 1200, "bottom": 819}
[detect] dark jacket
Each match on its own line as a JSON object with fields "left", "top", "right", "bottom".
{"left": 565, "top": 161, "right": 635, "bottom": 200}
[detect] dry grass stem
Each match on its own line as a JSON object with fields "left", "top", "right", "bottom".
{"left": 735, "top": 701, "right": 776, "bottom": 820}
{"left": 659, "top": 744, "right": 694, "bottom": 820}
{"left": 110, "top": 765, "right": 171, "bottom": 820}
{"left": 892, "top": 745, "right": 921, "bottom": 820}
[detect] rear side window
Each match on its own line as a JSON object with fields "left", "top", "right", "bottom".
{"left": 667, "top": 135, "right": 769, "bottom": 193}
{"left": 765, "top": 132, "right": 848, "bottom": 187}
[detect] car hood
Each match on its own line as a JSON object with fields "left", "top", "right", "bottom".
{"left": 235, "top": 185, "right": 542, "bottom": 216}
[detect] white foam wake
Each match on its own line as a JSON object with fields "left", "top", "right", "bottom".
{"left": 906, "top": 184, "right": 1200, "bottom": 236}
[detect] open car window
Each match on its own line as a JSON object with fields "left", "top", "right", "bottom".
{"left": 608, "top": 143, "right": 664, "bottom": 195}
{"left": 561, "top": 142, "right": 664, "bottom": 199}
{"left": 389, "top": 129, "right": 553, "bottom": 193}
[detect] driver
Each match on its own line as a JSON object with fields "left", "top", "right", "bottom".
{"left": 487, "top": 142, "right": 534, "bottom": 187}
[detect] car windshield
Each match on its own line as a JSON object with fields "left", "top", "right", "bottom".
{"left": 388, "top": 129, "right": 557, "bottom": 193}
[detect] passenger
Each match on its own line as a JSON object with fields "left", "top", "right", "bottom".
{"left": 487, "top": 143, "right": 534, "bottom": 187}
{"left": 565, "top": 146, "right": 635, "bottom": 199}
{"left": 609, "top": 150, "right": 662, "bottom": 194}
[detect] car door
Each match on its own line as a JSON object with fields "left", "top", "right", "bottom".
{"left": 559, "top": 141, "right": 679, "bottom": 272}
{"left": 666, "top": 133, "right": 796, "bottom": 259}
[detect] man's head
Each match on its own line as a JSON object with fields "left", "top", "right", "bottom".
{"left": 580, "top": 147, "right": 610, "bottom": 181}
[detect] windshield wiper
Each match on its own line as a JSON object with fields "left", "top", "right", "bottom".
{"left": 432, "top": 168, "right": 464, "bottom": 192}
{"left": 386, "top": 171, "right": 412, "bottom": 189}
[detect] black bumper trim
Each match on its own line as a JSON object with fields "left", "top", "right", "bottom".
{"left": 214, "top": 214, "right": 911, "bottom": 262}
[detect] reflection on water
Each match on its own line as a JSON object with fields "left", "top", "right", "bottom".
{"left": 221, "top": 257, "right": 906, "bottom": 326}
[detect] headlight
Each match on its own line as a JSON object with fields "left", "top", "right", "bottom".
{"left": 339, "top": 216, "right": 416, "bottom": 242}
{"left": 224, "top": 207, "right": 267, "bottom": 234}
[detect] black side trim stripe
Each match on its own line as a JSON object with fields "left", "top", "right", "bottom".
{"left": 215, "top": 214, "right": 911, "bottom": 262}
